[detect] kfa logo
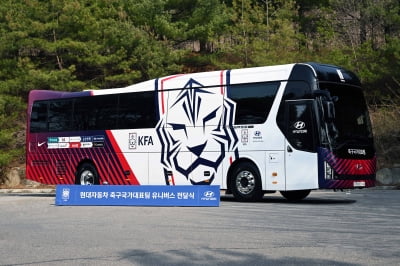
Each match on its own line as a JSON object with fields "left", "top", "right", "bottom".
{"left": 129, "top": 133, "right": 153, "bottom": 149}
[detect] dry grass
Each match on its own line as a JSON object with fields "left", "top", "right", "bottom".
{"left": 370, "top": 104, "right": 400, "bottom": 169}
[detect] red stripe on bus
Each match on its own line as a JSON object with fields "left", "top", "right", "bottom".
{"left": 160, "top": 74, "right": 185, "bottom": 114}
{"left": 171, "top": 173, "right": 176, "bottom": 186}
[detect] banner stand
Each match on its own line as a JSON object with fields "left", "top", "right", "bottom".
{"left": 55, "top": 185, "right": 220, "bottom": 207}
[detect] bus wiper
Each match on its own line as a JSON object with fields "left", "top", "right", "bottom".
{"left": 347, "top": 134, "right": 370, "bottom": 141}
{"left": 335, "top": 135, "right": 371, "bottom": 149}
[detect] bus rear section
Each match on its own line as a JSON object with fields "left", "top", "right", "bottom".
{"left": 26, "top": 89, "right": 147, "bottom": 186}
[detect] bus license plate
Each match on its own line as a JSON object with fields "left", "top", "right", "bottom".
{"left": 354, "top": 181, "right": 366, "bottom": 187}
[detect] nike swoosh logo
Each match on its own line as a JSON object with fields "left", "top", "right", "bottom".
{"left": 38, "top": 142, "right": 47, "bottom": 147}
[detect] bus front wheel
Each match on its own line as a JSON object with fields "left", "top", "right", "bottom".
{"left": 280, "top": 190, "right": 311, "bottom": 201}
{"left": 230, "top": 162, "right": 263, "bottom": 202}
{"left": 76, "top": 163, "right": 99, "bottom": 185}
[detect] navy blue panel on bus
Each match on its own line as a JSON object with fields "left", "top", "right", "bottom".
{"left": 276, "top": 64, "right": 317, "bottom": 151}
{"left": 307, "top": 62, "right": 361, "bottom": 86}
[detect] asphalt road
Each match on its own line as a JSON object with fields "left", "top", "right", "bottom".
{"left": 0, "top": 189, "right": 399, "bottom": 266}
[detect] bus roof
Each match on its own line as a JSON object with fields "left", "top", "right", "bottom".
{"left": 28, "top": 62, "right": 361, "bottom": 102}
{"left": 306, "top": 62, "right": 361, "bottom": 86}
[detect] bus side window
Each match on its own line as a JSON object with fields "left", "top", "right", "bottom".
{"left": 73, "top": 95, "right": 118, "bottom": 131}
{"left": 117, "top": 91, "right": 157, "bottom": 129}
{"left": 228, "top": 82, "right": 280, "bottom": 125}
{"left": 92, "top": 95, "right": 118, "bottom": 130}
{"left": 285, "top": 100, "right": 317, "bottom": 152}
{"left": 30, "top": 102, "right": 48, "bottom": 133}
{"left": 73, "top": 97, "right": 90, "bottom": 131}
{"left": 48, "top": 100, "right": 72, "bottom": 132}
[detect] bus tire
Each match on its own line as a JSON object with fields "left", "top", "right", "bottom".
{"left": 229, "top": 162, "right": 263, "bottom": 202}
{"left": 280, "top": 190, "right": 311, "bottom": 202}
{"left": 76, "top": 163, "right": 99, "bottom": 185}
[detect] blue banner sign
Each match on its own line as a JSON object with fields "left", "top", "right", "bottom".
{"left": 55, "top": 185, "right": 220, "bottom": 206}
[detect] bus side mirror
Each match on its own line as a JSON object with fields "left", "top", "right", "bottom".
{"left": 313, "top": 90, "right": 337, "bottom": 122}
{"left": 312, "top": 90, "right": 339, "bottom": 102}
{"left": 324, "top": 101, "right": 335, "bottom": 122}
{"left": 312, "top": 90, "right": 330, "bottom": 98}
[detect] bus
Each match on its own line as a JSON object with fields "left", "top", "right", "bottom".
{"left": 26, "top": 62, "right": 376, "bottom": 201}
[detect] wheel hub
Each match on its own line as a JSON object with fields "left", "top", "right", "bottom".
{"left": 235, "top": 170, "right": 255, "bottom": 194}
{"left": 81, "top": 170, "right": 94, "bottom": 185}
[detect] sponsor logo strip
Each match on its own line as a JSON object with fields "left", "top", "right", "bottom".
{"left": 45, "top": 135, "right": 105, "bottom": 149}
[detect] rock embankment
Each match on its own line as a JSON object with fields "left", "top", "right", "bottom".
{"left": 376, "top": 166, "right": 400, "bottom": 188}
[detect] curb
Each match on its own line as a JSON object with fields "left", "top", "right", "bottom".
{"left": 0, "top": 188, "right": 56, "bottom": 194}
{"left": 371, "top": 186, "right": 399, "bottom": 190}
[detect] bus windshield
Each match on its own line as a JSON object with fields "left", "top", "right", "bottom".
{"left": 321, "top": 83, "right": 373, "bottom": 146}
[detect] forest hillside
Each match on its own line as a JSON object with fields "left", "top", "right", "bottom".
{"left": 1, "top": 0, "right": 399, "bottom": 183}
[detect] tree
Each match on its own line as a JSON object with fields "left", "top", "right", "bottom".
{"left": 0, "top": 0, "right": 183, "bottom": 95}
{"left": 217, "top": 0, "right": 302, "bottom": 68}
{"left": 0, "top": 95, "right": 25, "bottom": 181}
{"left": 165, "top": 0, "right": 229, "bottom": 53}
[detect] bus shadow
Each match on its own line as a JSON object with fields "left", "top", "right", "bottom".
{"left": 220, "top": 195, "right": 356, "bottom": 205}
{"left": 2, "top": 192, "right": 356, "bottom": 204}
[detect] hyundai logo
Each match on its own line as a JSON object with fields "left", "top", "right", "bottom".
{"left": 203, "top": 191, "right": 215, "bottom": 198}
{"left": 294, "top": 121, "right": 306, "bottom": 130}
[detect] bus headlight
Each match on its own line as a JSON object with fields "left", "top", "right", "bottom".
{"left": 325, "top": 161, "right": 334, "bottom": 179}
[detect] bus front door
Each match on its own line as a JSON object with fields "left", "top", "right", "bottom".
{"left": 284, "top": 100, "right": 319, "bottom": 190}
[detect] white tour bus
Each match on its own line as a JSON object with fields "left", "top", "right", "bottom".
{"left": 27, "top": 62, "right": 376, "bottom": 201}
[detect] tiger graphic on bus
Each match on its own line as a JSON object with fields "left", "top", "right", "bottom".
{"left": 156, "top": 76, "right": 239, "bottom": 186}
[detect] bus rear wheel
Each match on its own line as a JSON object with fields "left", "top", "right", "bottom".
{"left": 230, "top": 162, "right": 263, "bottom": 202}
{"left": 280, "top": 190, "right": 311, "bottom": 201}
{"left": 76, "top": 163, "right": 99, "bottom": 185}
